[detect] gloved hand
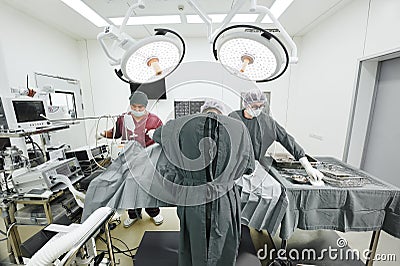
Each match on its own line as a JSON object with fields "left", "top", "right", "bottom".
{"left": 299, "top": 157, "right": 324, "bottom": 185}
{"left": 96, "top": 132, "right": 105, "bottom": 140}
{"left": 146, "top": 129, "right": 155, "bottom": 139}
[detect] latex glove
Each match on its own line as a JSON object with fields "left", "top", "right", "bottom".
{"left": 96, "top": 132, "right": 105, "bottom": 140}
{"left": 299, "top": 157, "right": 325, "bottom": 185}
{"left": 147, "top": 129, "right": 155, "bottom": 139}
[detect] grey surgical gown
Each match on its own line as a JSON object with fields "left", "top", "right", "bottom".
{"left": 152, "top": 113, "right": 255, "bottom": 266}
{"left": 229, "top": 110, "right": 305, "bottom": 161}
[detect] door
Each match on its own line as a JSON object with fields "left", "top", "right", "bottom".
{"left": 362, "top": 57, "right": 400, "bottom": 187}
{"left": 35, "top": 73, "right": 88, "bottom": 149}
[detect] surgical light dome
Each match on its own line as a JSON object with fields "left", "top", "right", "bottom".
{"left": 121, "top": 30, "right": 185, "bottom": 84}
{"left": 213, "top": 25, "right": 289, "bottom": 82}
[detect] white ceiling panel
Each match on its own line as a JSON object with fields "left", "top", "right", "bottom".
{"left": 3, "top": 0, "right": 352, "bottom": 40}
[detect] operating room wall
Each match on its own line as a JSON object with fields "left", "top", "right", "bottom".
{"left": 0, "top": 42, "right": 9, "bottom": 94}
{"left": 362, "top": 0, "right": 400, "bottom": 56}
{"left": 282, "top": 0, "right": 400, "bottom": 160}
{"left": 0, "top": 2, "right": 83, "bottom": 95}
{"left": 0, "top": 2, "right": 89, "bottom": 149}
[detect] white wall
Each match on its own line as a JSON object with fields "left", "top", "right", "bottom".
{"left": 0, "top": 2, "right": 83, "bottom": 95}
{"left": 0, "top": 42, "right": 9, "bottom": 93}
{"left": 364, "top": 0, "right": 400, "bottom": 56}
{"left": 0, "top": 2, "right": 87, "bottom": 150}
{"left": 284, "top": 0, "right": 400, "bottom": 160}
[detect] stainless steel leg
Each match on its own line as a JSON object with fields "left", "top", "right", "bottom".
{"left": 281, "top": 239, "right": 288, "bottom": 250}
{"left": 2, "top": 200, "right": 23, "bottom": 264}
{"left": 104, "top": 223, "right": 115, "bottom": 266}
{"left": 366, "top": 230, "right": 381, "bottom": 266}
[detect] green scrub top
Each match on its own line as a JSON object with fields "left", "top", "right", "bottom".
{"left": 229, "top": 110, "right": 305, "bottom": 161}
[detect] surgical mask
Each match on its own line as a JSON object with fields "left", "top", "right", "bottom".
{"left": 247, "top": 107, "right": 262, "bottom": 117}
{"left": 130, "top": 110, "right": 146, "bottom": 117}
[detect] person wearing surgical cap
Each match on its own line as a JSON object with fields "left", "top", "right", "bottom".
{"left": 152, "top": 99, "right": 255, "bottom": 266}
{"left": 200, "top": 99, "right": 226, "bottom": 114}
{"left": 229, "top": 89, "right": 324, "bottom": 184}
{"left": 101, "top": 91, "right": 165, "bottom": 227}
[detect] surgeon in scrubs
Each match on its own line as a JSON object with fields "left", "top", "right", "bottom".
{"left": 152, "top": 100, "right": 255, "bottom": 266}
{"left": 229, "top": 89, "right": 323, "bottom": 183}
{"left": 101, "top": 91, "right": 165, "bottom": 227}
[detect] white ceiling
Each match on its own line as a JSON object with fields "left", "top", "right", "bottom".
{"left": 3, "top": 0, "right": 352, "bottom": 40}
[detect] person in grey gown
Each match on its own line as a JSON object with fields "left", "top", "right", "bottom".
{"left": 229, "top": 89, "right": 323, "bottom": 184}
{"left": 152, "top": 100, "right": 255, "bottom": 266}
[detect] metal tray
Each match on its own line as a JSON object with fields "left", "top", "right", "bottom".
{"left": 272, "top": 153, "right": 318, "bottom": 169}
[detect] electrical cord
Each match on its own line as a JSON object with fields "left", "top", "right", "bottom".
{"left": 97, "top": 235, "right": 136, "bottom": 258}
{"left": 111, "top": 236, "right": 133, "bottom": 257}
{"left": 6, "top": 223, "right": 16, "bottom": 239}
{"left": 94, "top": 115, "right": 118, "bottom": 168}
{"left": 26, "top": 136, "right": 45, "bottom": 159}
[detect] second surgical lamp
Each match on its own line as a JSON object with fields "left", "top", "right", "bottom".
{"left": 97, "top": 0, "right": 298, "bottom": 84}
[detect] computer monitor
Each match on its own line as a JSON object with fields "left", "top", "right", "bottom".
{"left": 130, "top": 78, "right": 167, "bottom": 100}
{"left": 0, "top": 97, "right": 49, "bottom": 130}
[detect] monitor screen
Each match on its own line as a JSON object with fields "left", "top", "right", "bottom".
{"left": 130, "top": 78, "right": 167, "bottom": 100}
{"left": 12, "top": 100, "right": 47, "bottom": 123}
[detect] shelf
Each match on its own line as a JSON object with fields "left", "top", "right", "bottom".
{"left": 0, "top": 124, "right": 69, "bottom": 138}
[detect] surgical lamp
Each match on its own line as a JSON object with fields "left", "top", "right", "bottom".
{"left": 98, "top": 0, "right": 297, "bottom": 84}
{"left": 97, "top": 1, "right": 185, "bottom": 84}
{"left": 193, "top": 0, "right": 298, "bottom": 82}
{"left": 212, "top": 25, "right": 289, "bottom": 82}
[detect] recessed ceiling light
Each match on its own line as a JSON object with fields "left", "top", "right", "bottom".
{"left": 187, "top": 13, "right": 259, "bottom": 24}
{"left": 110, "top": 15, "right": 181, "bottom": 25}
{"left": 186, "top": 14, "right": 226, "bottom": 23}
{"left": 60, "top": 0, "right": 108, "bottom": 27}
{"left": 261, "top": 0, "right": 294, "bottom": 23}
{"left": 231, "top": 14, "right": 259, "bottom": 23}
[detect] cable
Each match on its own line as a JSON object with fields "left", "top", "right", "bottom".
{"left": 33, "top": 142, "right": 45, "bottom": 157}
{"left": 92, "top": 115, "right": 118, "bottom": 169}
{"left": 94, "top": 115, "right": 118, "bottom": 163}
{"left": 111, "top": 236, "right": 133, "bottom": 257}
{"left": 25, "top": 136, "right": 45, "bottom": 166}
{"left": 6, "top": 222, "right": 16, "bottom": 239}
{"left": 97, "top": 235, "right": 136, "bottom": 258}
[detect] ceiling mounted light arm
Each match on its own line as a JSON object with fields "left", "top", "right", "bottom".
{"left": 119, "top": 0, "right": 145, "bottom": 34}
{"left": 250, "top": 0, "right": 257, "bottom": 11}
{"left": 253, "top": 3, "right": 298, "bottom": 63}
{"left": 97, "top": 0, "right": 145, "bottom": 66}
{"left": 97, "top": 28, "right": 122, "bottom": 65}
{"left": 97, "top": 0, "right": 186, "bottom": 84}
{"left": 185, "top": 0, "right": 213, "bottom": 42}
{"left": 210, "top": 0, "right": 247, "bottom": 42}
